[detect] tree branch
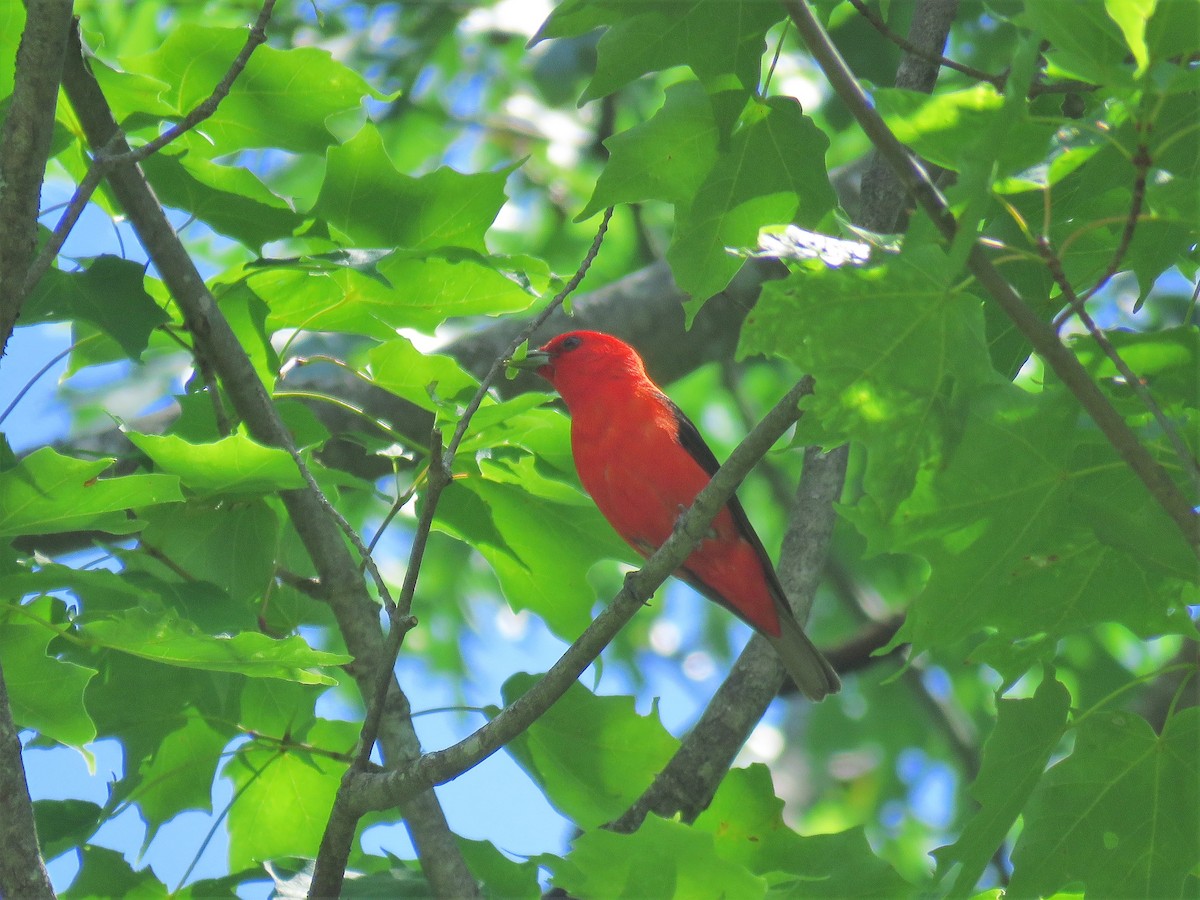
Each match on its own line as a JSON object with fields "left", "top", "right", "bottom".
{"left": 0, "top": 0, "right": 74, "bottom": 355}
{"left": 783, "top": 0, "right": 1200, "bottom": 551}
{"left": 0, "top": 3, "right": 74, "bottom": 892}
{"left": 608, "top": 444, "right": 849, "bottom": 831}
{"left": 0, "top": 662, "right": 55, "bottom": 899}
{"left": 58, "top": 20, "right": 479, "bottom": 899}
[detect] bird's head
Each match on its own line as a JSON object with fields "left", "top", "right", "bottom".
{"left": 513, "top": 331, "right": 648, "bottom": 408}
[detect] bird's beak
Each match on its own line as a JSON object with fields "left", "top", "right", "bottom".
{"left": 509, "top": 348, "right": 552, "bottom": 372}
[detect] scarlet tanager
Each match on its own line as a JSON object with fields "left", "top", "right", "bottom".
{"left": 516, "top": 330, "right": 840, "bottom": 701}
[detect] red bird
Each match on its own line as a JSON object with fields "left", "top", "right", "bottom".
{"left": 518, "top": 330, "right": 840, "bottom": 701}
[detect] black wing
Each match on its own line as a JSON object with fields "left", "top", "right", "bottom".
{"left": 659, "top": 392, "right": 793, "bottom": 617}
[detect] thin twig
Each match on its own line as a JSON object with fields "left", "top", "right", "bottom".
{"left": 1038, "top": 239, "right": 1200, "bottom": 494}
{"left": 846, "top": 0, "right": 1005, "bottom": 88}
{"left": 1079, "top": 138, "right": 1150, "bottom": 303}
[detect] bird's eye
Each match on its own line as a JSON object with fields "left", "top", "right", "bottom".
{"left": 561, "top": 335, "right": 582, "bottom": 351}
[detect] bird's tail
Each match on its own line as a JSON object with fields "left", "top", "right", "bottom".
{"left": 768, "top": 613, "right": 841, "bottom": 701}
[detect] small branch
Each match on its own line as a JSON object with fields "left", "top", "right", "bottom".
{"left": 783, "top": 0, "right": 1200, "bottom": 551}
{"left": 1079, "top": 138, "right": 1149, "bottom": 304}
{"left": 1038, "top": 239, "right": 1200, "bottom": 496}
{"left": 334, "top": 377, "right": 815, "bottom": 817}
{"left": 310, "top": 207, "right": 614, "bottom": 899}
{"left": 846, "top": 0, "right": 1005, "bottom": 89}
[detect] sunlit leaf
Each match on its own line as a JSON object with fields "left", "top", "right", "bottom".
{"left": 668, "top": 96, "right": 836, "bottom": 308}
{"left": 312, "top": 125, "right": 510, "bottom": 252}
{"left": 80, "top": 607, "right": 350, "bottom": 683}
{"left": 0, "top": 449, "right": 182, "bottom": 537}
{"left": 126, "top": 432, "right": 305, "bottom": 495}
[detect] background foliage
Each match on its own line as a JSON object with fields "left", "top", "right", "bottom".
{"left": 1, "top": 0, "right": 1197, "bottom": 897}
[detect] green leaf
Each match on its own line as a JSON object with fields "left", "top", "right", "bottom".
{"left": 934, "top": 675, "right": 1071, "bottom": 895}
{"left": 876, "top": 84, "right": 1055, "bottom": 180}
{"left": 0, "top": 597, "right": 97, "bottom": 747}
{"left": 740, "top": 249, "right": 996, "bottom": 520}
{"left": 22, "top": 256, "right": 169, "bottom": 360}
{"left": 80, "top": 606, "right": 351, "bottom": 683}
{"left": 1009, "top": 708, "right": 1200, "bottom": 898}
{"left": 140, "top": 148, "right": 304, "bottom": 250}
{"left": 0, "top": 2, "right": 24, "bottom": 99}
{"left": 237, "top": 678, "right": 320, "bottom": 740}
{"left": 63, "top": 845, "right": 168, "bottom": 899}
{"left": 126, "top": 431, "right": 306, "bottom": 495}
{"left": 255, "top": 252, "right": 538, "bottom": 337}
{"left": 0, "top": 448, "right": 182, "bottom": 537}
{"left": 1020, "top": 1, "right": 1135, "bottom": 88}
{"left": 362, "top": 336, "right": 480, "bottom": 412}
{"left": 668, "top": 96, "right": 836, "bottom": 308}
{"left": 575, "top": 0, "right": 784, "bottom": 105}
{"left": 33, "top": 799, "right": 104, "bottom": 861}
{"left": 222, "top": 718, "right": 357, "bottom": 870}
{"left": 1145, "top": 0, "right": 1200, "bottom": 64}
{"left": 579, "top": 80, "right": 718, "bottom": 220}
{"left": 129, "top": 26, "right": 379, "bottom": 154}
{"left": 140, "top": 499, "right": 279, "bottom": 604}
{"left": 1073, "top": 326, "right": 1199, "bottom": 412}
{"left": 436, "top": 472, "right": 634, "bottom": 639}
{"left": 1104, "top": 0, "right": 1156, "bottom": 75}
{"left": 457, "top": 837, "right": 542, "bottom": 900}
{"left": 885, "top": 381, "right": 1192, "bottom": 678}
{"left": 84, "top": 653, "right": 230, "bottom": 804}
{"left": 135, "top": 713, "right": 229, "bottom": 846}
{"left": 549, "top": 814, "right": 765, "bottom": 898}
{"left": 694, "top": 765, "right": 917, "bottom": 897}
{"left": 216, "top": 283, "right": 280, "bottom": 388}
{"left": 312, "top": 125, "right": 510, "bottom": 251}
{"left": 500, "top": 673, "right": 679, "bottom": 830}
{"left": 883, "top": 387, "right": 1066, "bottom": 652}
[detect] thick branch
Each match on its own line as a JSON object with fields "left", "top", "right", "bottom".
{"left": 0, "top": 4, "right": 73, "bottom": 892}
{"left": 337, "top": 378, "right": 815, "bottom": 815}
{"left": 0, "top": 662, "right": 55, "bottom": 899}
{"left": 784, "top": 0, "right": 1200, "bottom": 551}
{"left": 58, "top": 23, "right": 478, "bottom": 899}
{"left": 0, "top": 0, "right": 74, "bottom": 355}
